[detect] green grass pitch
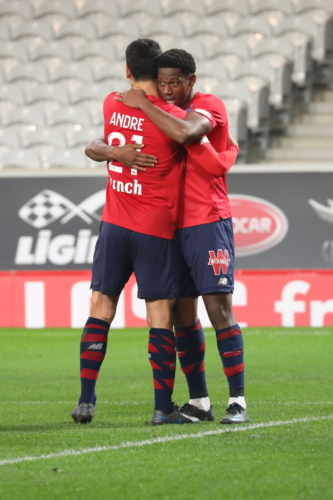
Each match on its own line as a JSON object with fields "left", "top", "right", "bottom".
{"left": 0, "top": 327, "right": 333, "bottom": 500}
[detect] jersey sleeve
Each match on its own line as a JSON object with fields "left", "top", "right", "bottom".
{"left": 185, "top": 140, "right": 239, "bottom": 176}
{"left": 191, "top": 94, "right": 228, "bottom": 129}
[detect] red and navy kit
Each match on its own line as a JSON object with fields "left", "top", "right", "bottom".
{"left": 92, "top": 93, "right": 186, "bottom": 299}
{"left": 102, "top": 92, "right": 186, "bottom": 240}
{"left": 92, "top": 222, "right": 178, "bottom": 299}
{"left": 176, "top": 218, "right": 235, "bottom": 297}
{"left": 178, "top": 93, "right": 235, "bottom": 297}
{"left": 179, "top": 92, "right": 232, "bottom": 229}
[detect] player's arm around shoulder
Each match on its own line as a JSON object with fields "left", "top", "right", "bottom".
{"left": 115, "top": 88, "right": 211, "bottom": 145}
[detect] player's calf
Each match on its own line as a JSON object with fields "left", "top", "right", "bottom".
{"left": 215, "top": 324, "right": 249, "bottom": 423}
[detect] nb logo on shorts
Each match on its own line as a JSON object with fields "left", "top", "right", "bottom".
{"left": 218, "top": 278, "right": 228, "bottom": 285}
{"left": 208, "top": 249, "right": 230, "bottom": 275}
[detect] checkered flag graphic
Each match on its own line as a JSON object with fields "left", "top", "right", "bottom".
{"left": 19, "top": 189, "right": 105, "bottom": 228}
{"left": 19, "top": 190, "right": 76, "bottom": 228}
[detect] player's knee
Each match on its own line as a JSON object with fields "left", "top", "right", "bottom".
{"left": 90, "top": 292, "right": 117, "bottom": 324}
{"left": 205, "top": 297, "right": 234, "bottom": 330}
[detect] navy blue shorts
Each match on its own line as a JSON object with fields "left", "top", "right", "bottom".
{"left": 91, "top": 222, "right": 178, "bottom": 299}
{"left": 176, "top": 218, "right": 235, "bottom": 298}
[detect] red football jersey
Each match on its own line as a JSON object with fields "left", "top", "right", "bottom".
{"left": 102, "top": 93, "right": 186, "bottom": 239}
{"left": 178, "top": 92, "right": 232, "bottom": 228}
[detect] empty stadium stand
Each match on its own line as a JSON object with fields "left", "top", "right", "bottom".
{"left": 0, "top": 0, "right": 332, "bottom": 169}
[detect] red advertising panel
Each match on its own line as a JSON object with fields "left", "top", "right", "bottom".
{"left": 1, "top": 270, "right": 332, "bottom": 328}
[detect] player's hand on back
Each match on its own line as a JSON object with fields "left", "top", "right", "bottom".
{"left": 114, "top": 88, "right": 147, "bottom": 109}
{"left": 113, "top": 143, "right": 157, "bottom": 171}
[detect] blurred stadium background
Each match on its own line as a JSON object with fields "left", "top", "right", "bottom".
{"left": 0, "top": 0, "right": 333, "bottom": 328}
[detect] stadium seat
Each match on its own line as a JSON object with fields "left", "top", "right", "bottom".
{"left": 25, "top": 83, "right": 70, "bottom": 118}
{"left": 66, "top": 126, "right": 103, "bottom": 148}
{"left": 34, "top": 0, "right": 77, "bottom": 21}
{"left": 70, "top": 83, "right": 111, "bottom": 104}
{"left": 221, "top": 68, "right": 270, "bottom": 138}
{"left": 48, "top": 105, "right": 92, "bottom": 132}
{"left": 0, "top": 41, "right": 29, "bottom": 77}
{"left": 119, "top": 0, "right": 162, "bottom": 18}
{"left": 208, "top": 79, "right": 267, "bottom": 137}
{"left": 231, "top": 16, "right": 273, "bottom": 49}
{"left": 29, "top": 41, "right": 73, "bottom": 63}
{"left": 251, "top": 38, "right": 294, "bottom": 112}
{"left": 275, "top": 16, "right": 316, "bottom": 87}
{"left": 74, "top": 40, "right": 116, "bottom": 62}
{"left": 250, "top": 0, "right": 293, "bottom": 26}
{"left": 196, "top": 60, "right": 228, "bottom": 81}
{"left": 163, "top": 39, "right": 206, "bottom": 61}
{"left": 96, "top": 19, "right": 141, "bottom": 40}
{"left": 0, "top": 1, "right": 33, "bottom": 21}
{"left": 0, "top": 149, "right": 41, "bottom": 169}
{"left": 293, "top": 0, "right": 333, "bottom": 15}
{"left": 185, "top": 18, "right": 228, "bottom": 50}
{"left": 0, "top": 84, "right": 25, "bottom": 116}
{"left": 251, "top": 37, "right": 294, "bottom": 62}
{"left": 21, "top": 128, "right": 66, "bottom": 149}
{"left": 0, "top": 41, "right": 29, "bottom": 63}
{"left": 232, "top": 59, "right": 281, "bottom": 103}
{"left": 223, "top": 98, "right": 248, "bottom": 162}
{"left": 5, "top": 62, "right": 49, "bottom": 85}
{"left": 3, "top": 105, "right": 46, "bottom": 130}
{"left": 54, "top": 19, "right": 96, "bottom": 41}
{"left": 10, "top": 20, "right": 53, "bottom": 41}
{"left": 49, "top": 62, "right": 93, "bottom": 93}
{"left": 92, "top": 61, "right": 126, "bottom": 82}
{"left": 70, "top": 81, "right": 108, "bottom": 125}
{"left": 163, "top": 0, "right": 206, "bottom": 18}
{"left": 80, "top": 104, "right": 104, "bottom": 127}
{"left": 206, "top": 38, "right": 248, "bottom": 73}
{"left": 140, "top": 18, "right": 184, "bottom": 39}
{"left": 0, "top": 21, "right": 10, "bottom": 41}
{"left": 204, "top": 0, "right": 249, "bottom": 16}
{"left": 292, "top": 2, "right": 333, "bottom": 64}
{"left": 42, "top": 148, "right": 89, "bottom": 169}
{"left": 204, "top": 0, "right": 249, "bottom": 29}
{"left": 186, "top": 17, "right": 228, "bottom": 39}
{"left": 0, "top": 128, "right": 21, "bottom": 153}
{"left": 78, "top": 0, "right": 119, "bottom": 19}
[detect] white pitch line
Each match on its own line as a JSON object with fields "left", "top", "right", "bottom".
{"left": 1, "top": 415, "right": 332, "bottom": 467}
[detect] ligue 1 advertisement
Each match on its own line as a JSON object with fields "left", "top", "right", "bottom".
{"left": 0, "top": 171, "right": 332, "bottom": 327}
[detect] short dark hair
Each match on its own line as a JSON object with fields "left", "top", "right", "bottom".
{"left": 157, "top": 49, "right": 196, "bottom": 77}
{"left": 126, "top": 39, "right": 162, "bottom": 81}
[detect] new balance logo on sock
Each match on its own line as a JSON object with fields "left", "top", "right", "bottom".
{"left": 218, "top": 278, "right": 228, "bottom": 285}
{"left": 87, "top": 343, "right": 103, "bottom": 350}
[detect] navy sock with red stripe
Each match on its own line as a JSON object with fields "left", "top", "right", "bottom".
{"left": 78, "top": 317, "right": 110, "bottom": 405}
{"left": 175, "top": 320, "right": 208, "bottom": 399}
{"left": 148, "top": 328, "right": 176, "bottom": 415}
{"left": 215, "top": 324, "right": 244, "bottom": 395}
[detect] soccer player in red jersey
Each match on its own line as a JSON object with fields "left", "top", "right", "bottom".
{"left": 113, "top": 49, "right": 249, "bottom": 425}
{"left": 74, "top": 40, "right": 235, "bottom": 426}
{"left": 72, "top": 39, "right": 193, "bottom": 425}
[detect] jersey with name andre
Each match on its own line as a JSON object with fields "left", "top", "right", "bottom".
{"left": 178, "top": 92, "right": 232, "bottom": 229}
{"left": 102, "top": 93, "right": 186, "bottom": 240}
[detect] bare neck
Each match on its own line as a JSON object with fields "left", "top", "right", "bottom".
{"left": 131, "top": 79, "right": 158, "bottom": 97}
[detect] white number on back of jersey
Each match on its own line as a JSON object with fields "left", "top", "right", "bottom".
{"left": 108, "top": 132, "right": 143, "bottom": 176}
